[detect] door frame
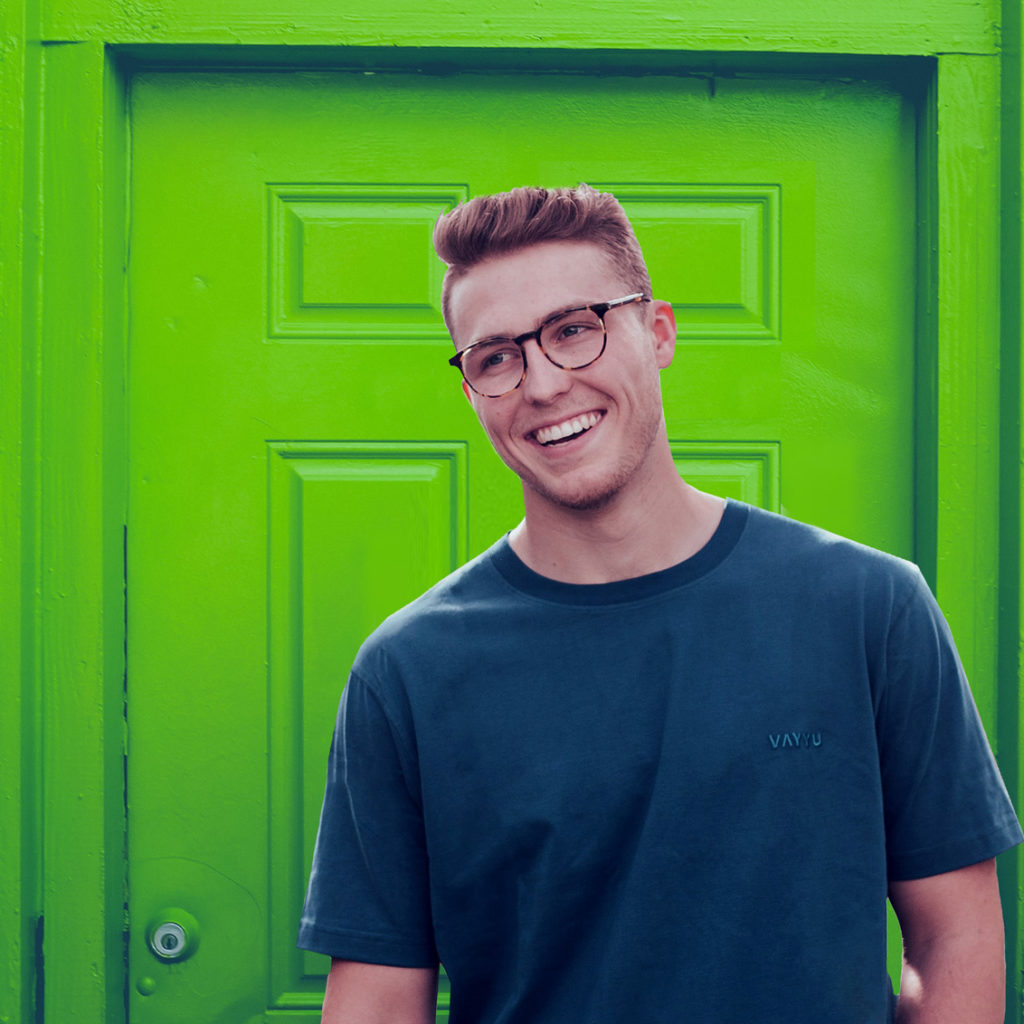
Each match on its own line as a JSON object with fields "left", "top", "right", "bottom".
{"left": 4, "top": 9, "right": 1022, "bottom": 1021}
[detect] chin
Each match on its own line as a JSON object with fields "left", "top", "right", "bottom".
{"left": 524, "top": 470, "right": 630, "bottom": 513}
{"left": 552, "top": 486, "right": 620, "bottom": 512}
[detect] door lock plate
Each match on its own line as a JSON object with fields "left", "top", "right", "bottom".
{"left": 147, "top": 908, "right": 199, "bottom": 963}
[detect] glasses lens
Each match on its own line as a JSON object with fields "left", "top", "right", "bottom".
{"left": 540, "top": 309, "right": 605, "bottom": 368}
{"left": 462, "top": 341, "right": 525, "bottom": 396}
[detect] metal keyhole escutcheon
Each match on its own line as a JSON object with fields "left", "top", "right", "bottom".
{"left": 147, "top": 908, "right": 199, "bottom": 963}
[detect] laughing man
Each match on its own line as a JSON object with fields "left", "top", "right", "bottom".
{"left": 299, "top": 185, "right": 1022, "bottom": 1024}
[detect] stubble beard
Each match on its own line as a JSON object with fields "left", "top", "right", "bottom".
{"left": 518, "top": 402, "right": 666, "bottom": 515}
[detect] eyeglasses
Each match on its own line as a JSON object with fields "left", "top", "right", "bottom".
{"left": 449, "top": 293, "right": 650, "bottom": 398}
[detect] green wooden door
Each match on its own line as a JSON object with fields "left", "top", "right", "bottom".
{"left": 127, "top": 68, "right": 915, "bottom": 1021}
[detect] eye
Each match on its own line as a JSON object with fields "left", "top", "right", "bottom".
{"left": 556, "top": 323, "right": 582, "bottom": 340}
{"left": 467, "top": 342, "right": 521, "bottom": 378}
{"left": 482, "top": 348, "right": 514, "bottom": 369}
{"left": 549, "top": 318, "right": 601, "bottom": 345}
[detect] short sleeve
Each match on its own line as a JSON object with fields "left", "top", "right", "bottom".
{"left": 877, "top": 568, "right": 1022, "bottom": 880}
{"left": 297, "top": 669, "right": 438, "bottom": 966}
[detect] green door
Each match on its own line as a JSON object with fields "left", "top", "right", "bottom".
{"left": 127, "top": 68, "right": 915, "bottom": 1021}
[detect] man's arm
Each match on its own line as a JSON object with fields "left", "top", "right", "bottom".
{"left": 889, "top": 858, "right": 1005, "bottom": 1023}
{"left": 321, "top": 959, "right": 438, "bottom": 1024}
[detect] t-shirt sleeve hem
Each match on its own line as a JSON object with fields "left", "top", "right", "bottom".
{"left": 887, "top": 818, "right": 1024, "bottom": 881}
{"left": 297, "top": 921, "right": 438, "bottom": 968}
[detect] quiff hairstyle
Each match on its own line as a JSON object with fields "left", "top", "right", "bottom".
{"left": 433, "top": 184, "right": 652, "bottom": 334}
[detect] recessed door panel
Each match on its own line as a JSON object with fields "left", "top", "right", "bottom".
{"left": 127, "top": 68, "right": 915, "bottom": 1021}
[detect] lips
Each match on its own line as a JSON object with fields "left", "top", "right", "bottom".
{"left": 532, "top": 411, "right": 603, "bottom": 446}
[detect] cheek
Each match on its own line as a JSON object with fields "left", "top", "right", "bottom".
{"left": 475, "top": 408, "right": 515, "bottom": 450}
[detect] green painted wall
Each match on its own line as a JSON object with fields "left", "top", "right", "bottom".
{"left": 1, "top": 1, "right": 39, "bottom": 1022}
{"left": 2, "top": 0, "right": 1022, "bottom": 1021}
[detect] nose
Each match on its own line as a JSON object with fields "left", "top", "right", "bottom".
{"left": 520, "top": 339, "right": 572, "bottom": 404}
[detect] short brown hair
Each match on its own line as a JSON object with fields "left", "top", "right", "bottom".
{"left": 433, "top": 184, "right": 651, "bottom": 331}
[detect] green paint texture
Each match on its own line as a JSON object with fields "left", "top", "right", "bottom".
{"left": 36, "top": 37, "right": 128, "bottom": 1024}
{"left": 39, "top": 0, "right": 999, "bottom": 54}
{"left": 1, "top": 0, "right": 41, "bottom": 1021}
{"left": 2, "top": 0, "right": 1022, "bottom": 1021}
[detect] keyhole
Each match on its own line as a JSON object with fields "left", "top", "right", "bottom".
{"left": 148, "top": 913, "right": 197, "bottom": 963}
{"left": 150, "top": 921, "right": 189, "bottom": 960}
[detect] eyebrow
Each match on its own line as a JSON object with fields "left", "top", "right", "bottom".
{"left": 468, "top": 301, "right": 592, "bottom": 348}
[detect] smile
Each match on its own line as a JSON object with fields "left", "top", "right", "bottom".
{"left": 532, "top": 411, "right": 603, "bottom": 446}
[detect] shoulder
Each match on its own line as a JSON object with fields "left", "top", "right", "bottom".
{"left": 382, "top": 535, "right": 513, "bottom": 631}
{"left": 349, "top": 535, "right": 514, "bottom": 682}
{"left": 738, "top": 502, "right": 918, "bottom": 577}
{"left": 733, "top": 502, "right": 928, "bottom": 612}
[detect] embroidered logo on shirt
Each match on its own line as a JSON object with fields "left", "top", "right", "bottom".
{"left": 768, "top": 731, "right": 822, "bottom": 749}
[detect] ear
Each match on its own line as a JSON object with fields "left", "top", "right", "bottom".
{"left": 650, "top": 300, "right": 677, "bottom": 370}
{"left": 462, "top": 378, "right": 474, "bottom": 404}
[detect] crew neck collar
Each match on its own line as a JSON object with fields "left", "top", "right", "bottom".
{"left": 490, "top": 499, "right": 748, "bottom": 606}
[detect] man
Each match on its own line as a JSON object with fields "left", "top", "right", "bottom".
{"left": 298, "top": 185, "right": 1022, "bottom": 1023}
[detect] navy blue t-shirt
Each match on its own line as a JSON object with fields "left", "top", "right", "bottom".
{"left": 299, "top": 501, "right": 1022, "bottom": 1023}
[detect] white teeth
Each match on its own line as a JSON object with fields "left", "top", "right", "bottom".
{"left": 534, "top": 412, "right": 601, "bottom": 445}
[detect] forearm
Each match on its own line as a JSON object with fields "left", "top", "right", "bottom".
{"left": 891, "top": 859, "right": 1007, "bottom": 1024}
{"left": 321, "top": 959, "right": 438, "bottom": 1024}
{"left": 895, "top": 927, "right": 1005, "bottom": 1023}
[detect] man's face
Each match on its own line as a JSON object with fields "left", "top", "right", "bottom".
{"left": 448, "top": 240, "right": 677, "bottom": 513}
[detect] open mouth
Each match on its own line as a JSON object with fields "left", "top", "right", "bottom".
{"left": 533, "top": 411, "right": 602, "bottom": 446}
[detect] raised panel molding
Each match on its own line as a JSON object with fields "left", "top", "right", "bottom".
{"left": 268, "top": 185, "right": 468, "bottom": 341}
{"left": 605, "top": 185, "right": 781, "bottom": 343}
{"left": 266, "top": 441, "right": 467, "bottom": 1008}
{"left": 670, "top": 441, "right": 780, "bottom": 511}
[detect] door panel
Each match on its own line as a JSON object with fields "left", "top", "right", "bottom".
{"left": 127, "top": 69, "right": 915, "bottom": 1021}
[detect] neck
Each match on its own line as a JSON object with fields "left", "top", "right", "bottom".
{"left": 509, "top": 452, "right": 726, "bottom": 584}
